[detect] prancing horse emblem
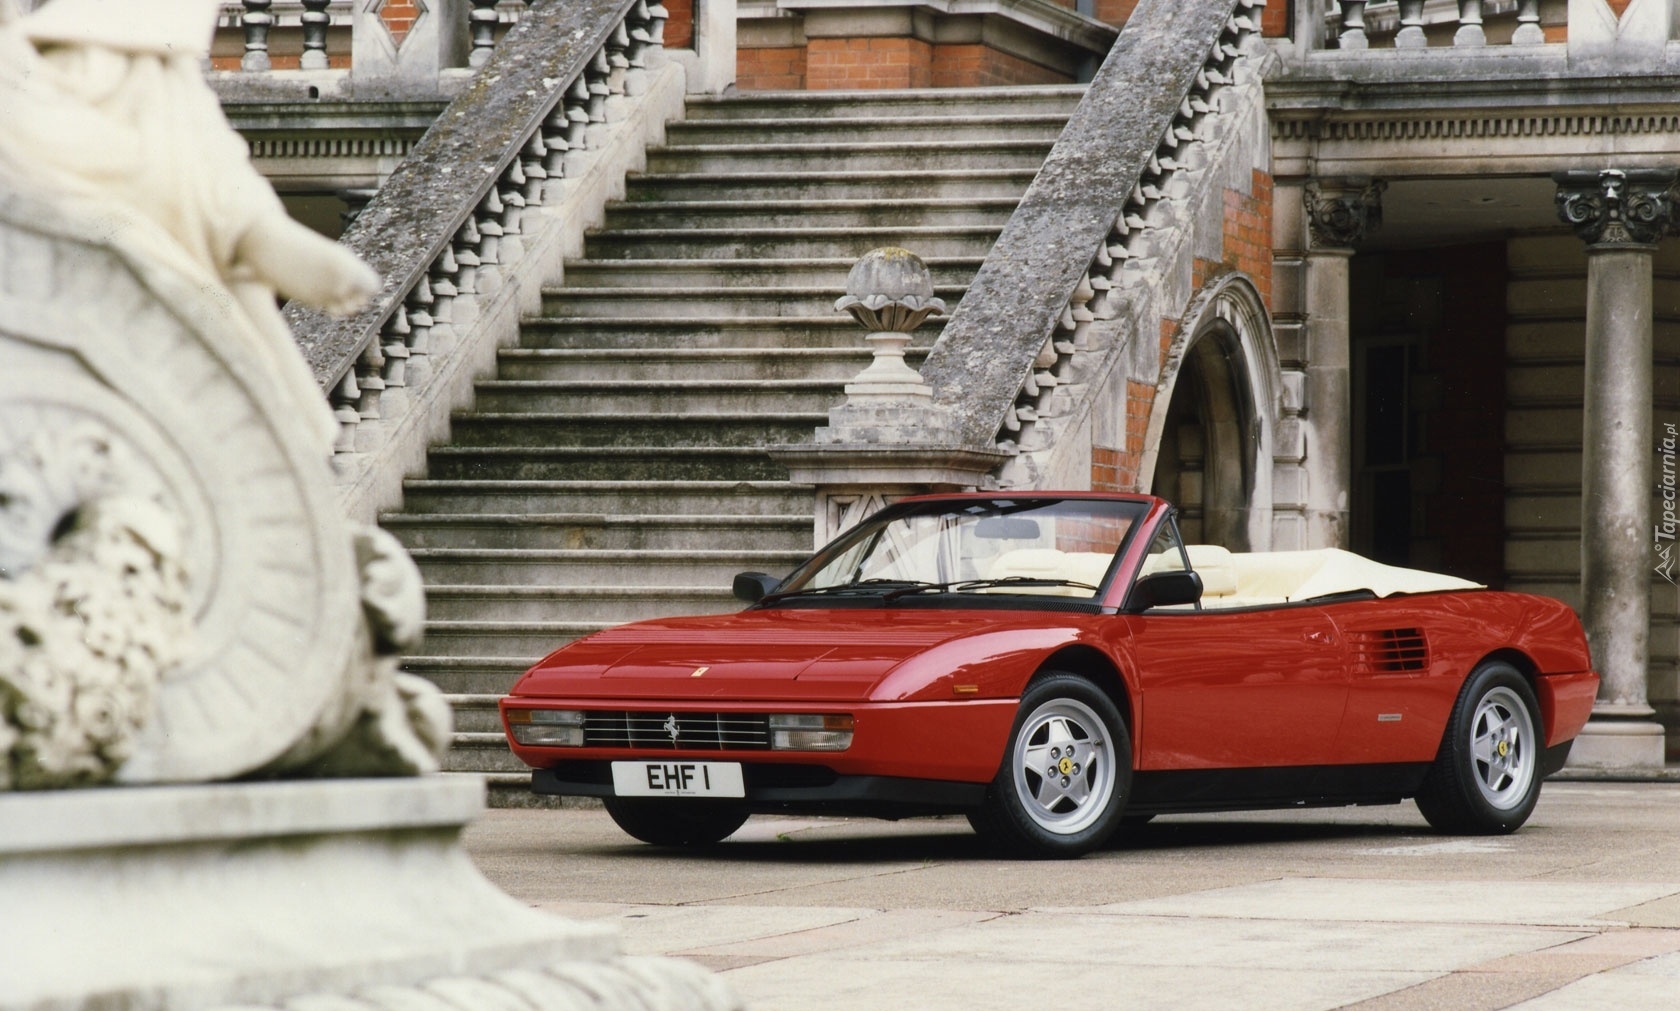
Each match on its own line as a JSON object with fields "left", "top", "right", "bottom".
{"left": 663, "top": 714, "right": 680, "bottom": 744}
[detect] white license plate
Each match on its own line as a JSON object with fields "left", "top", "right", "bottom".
{"left": 611, "top": 761, "right": 745, "bottom": 798}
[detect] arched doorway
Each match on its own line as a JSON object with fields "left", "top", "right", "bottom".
{"left": 1143, "top": 274, "right": 1279, "bottom": 551}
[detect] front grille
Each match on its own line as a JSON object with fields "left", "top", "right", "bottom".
{"left": 582, "top": 711, "right": 772, "bottom": 750}
{"left": 1349, "top": 628, "right": 1429, "bottom": 674}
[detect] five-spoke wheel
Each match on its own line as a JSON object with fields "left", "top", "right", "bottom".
{"left": 1416, "top": 661, "right": 1543, "bottom": 834}
{"left": 970, "top": 672, "right": 1131, "bottom": 858}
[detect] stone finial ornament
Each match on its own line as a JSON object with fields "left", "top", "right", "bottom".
{"left": 834, "top": 247, "right": 947, "bottom": 400}
{"left": 0, "top": 0, "right": 443, "bottom": 788}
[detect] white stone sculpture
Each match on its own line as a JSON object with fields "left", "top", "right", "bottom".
{"left": 0, "top": 0, "right": 444, "bottom": 787}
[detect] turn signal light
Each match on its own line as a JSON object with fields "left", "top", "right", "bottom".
{"left": 768, "top": 713, "right": 854, "bottom": 751}
{"left": 507, "top": 708, "right": 584, "bottom": 747}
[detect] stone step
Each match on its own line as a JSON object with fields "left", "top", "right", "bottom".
{"left": 582, "top": 224, "right": 1002, "bottom": 260}
{"left": 399, "top": 479, "right": 813, "bottom": 516}
{"left": 539, "top": 283, "right": 968, "bottom": 319}
{"left": 421, "top": 620, "right": 616, "bottom": 660}
{"left": 557, "top": 256, "right": 982, "bottom": 288}
{"left": 446, "top": 693, "right": 507, "bottom": 734}
{"left": 662, "top": 113, "right": 1069, "bottom": 146}
{"left": 599, "top": 197, "right": 1016, "bottom": 231}
{"left": 409, "top": 547, "right": 810, "bottom": 587}
{"left": 443, "top": 412, "right": 828, "bottom": 449}
{"left": 517, "top": 315, "right": 943, "bottom": 350}
{"left": 643, "top": 140, "right": 1051, "bottom": 174}
{"left": 624, "top": 168, "right": 1041, "bottom": 202}
{"left": 467, "top": 378, "right": 844, "bottom": 414}
{"left": 443, "top": 732, "right": 528, "bottom": 773}
{"left": 401, "top": 654, "right": 535, "bottom": 695}
{"left": 386, "top": 511, "right": 809, "bottom": 552}
{"left": 679, "top": 85, "right": 1086, "bottom": 121}
{"left": 495, "top": 346, "right": 909, "bottom": 383}
{"left": 423, "top": 584, "right": 742, "bottom": 621}
{"left": 424, "top": 445, "right": 793, "bottom": 482}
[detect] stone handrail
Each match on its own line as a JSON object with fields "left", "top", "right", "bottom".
{"left": 917, "top": 0, "right": 1263, "bottom": 479}
{"left": 220, "top": 1, "right": 531, "bottom": 73}
{"left": 282, "top": 0, "right": 673, "bottom": 519}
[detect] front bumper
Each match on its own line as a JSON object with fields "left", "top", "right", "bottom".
{"left": 531, "top": 760, "right": 988, "bottom": 817}
{"left": 503, "top": 697, "right": 1019, "bottom": 784}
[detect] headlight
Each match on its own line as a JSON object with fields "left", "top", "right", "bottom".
{"left": 507, "top": 708, "right": 584, "bottom": 747}
{"left": 768, "top": 713, "right": 854, "bottom": 751}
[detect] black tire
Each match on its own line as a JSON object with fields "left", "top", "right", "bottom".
{"left": 603, "top": 798, "right": 750, "bottom": 847}
{"left": 1415, "top": 661, "right": 1543, "bottom": 835}
{"left": 969, "top": 672, "right": 1132, "bottom": 858}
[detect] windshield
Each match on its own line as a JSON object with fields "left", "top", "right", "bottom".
{"left": 773, "top": 497, "right": 1147, "bottom": 603}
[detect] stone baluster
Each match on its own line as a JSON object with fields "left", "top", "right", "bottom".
{"left": 1553, "top": 168, "right": 1677, "bottom": 770}
{"left": 404, "top": 278, "right": 437, "bottom": 388}
{"left": 1395, "top": 0, "right": 1426, "bottom": 48}
{"left": 468, "top": 0, "right": 500, "bottom": 68}
{"left": 330, "top": 370, "right": 361, "bottom": 455}
{"left": 1453, "top": 0, "right": 1485, "bottom": 46}
{"left": 1513, "top": 0, "right": 1544, "bottom": 45}
{"left": 300, "top": 0, "right": 331, "bottom": 69}
{"left": 353, "top": 340, "right": 386, "bottom": 452}
{"left": 1337, "top": 1, "right": 1368, "bottom": 50}
{"left": 241, "top": 0, "right": 273, "bottom": 72}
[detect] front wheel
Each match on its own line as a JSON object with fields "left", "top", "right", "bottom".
{"left": 603, "top": 798, "right": 750, "bottom": 847}
{"left": 969, "top": 672, "right": 1132, "bottom": 858}
{"left": 1415, "top": 661, "right": 1543, "bottom": 835}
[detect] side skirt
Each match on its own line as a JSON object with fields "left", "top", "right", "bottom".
{"left": 1127, "top": 763, "right": 1433, "bottom": 816}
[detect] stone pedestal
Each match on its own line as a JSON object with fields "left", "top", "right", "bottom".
{"left": 0, "top": 778, "right": 732, "bottom": 1010}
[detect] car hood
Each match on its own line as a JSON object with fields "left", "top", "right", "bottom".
{"left": 510, "top": 608, "right": 1049, "bottom": 702}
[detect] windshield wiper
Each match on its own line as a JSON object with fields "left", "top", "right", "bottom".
{"left": 760, "top": 579, "right": 934, "bottom": 603}
{"left": 952, "top": 576, "right": 1101, "bottom": 592}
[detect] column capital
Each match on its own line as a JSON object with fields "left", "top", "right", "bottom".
{"left": 1554, "top": 168, "right": 1679, "bottom": 248}
{"left": 1304, "top": 178, "right": 1386, "bottom": 250}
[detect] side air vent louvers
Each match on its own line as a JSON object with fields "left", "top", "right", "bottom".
{"left": 1348, "top": 628, "right": 1429, "bottom": 674}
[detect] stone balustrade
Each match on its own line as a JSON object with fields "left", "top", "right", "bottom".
{"left": 283, "top": 0, "right": 681, "bottom": 522}
{"left": 219, "top": 0, "right": 535, "bottom": 76}
{"left": 1329, "top": 0, "right": 1545, "bottom": 49}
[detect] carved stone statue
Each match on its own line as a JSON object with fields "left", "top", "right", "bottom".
{"left": 0, "top": 0, "right": 446, "bottom": 788}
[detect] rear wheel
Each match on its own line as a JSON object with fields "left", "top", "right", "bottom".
{"left": 969, "top": 672, "right": 1131, "bottom": 858}
{"left": 1415, "top": 661, "right": 1542, "bottom": 835}
{"left": 603, "top": 798, "right": 750, "bottom": 847}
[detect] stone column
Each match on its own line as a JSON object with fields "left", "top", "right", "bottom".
{"left": 1300, "top": 178, "right": 1384, "bottom": 550}
{"left": 1555, "top": 168, "right": 1674, "bottom": 769}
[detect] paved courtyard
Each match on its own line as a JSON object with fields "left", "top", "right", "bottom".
{"left": 463, "top": 782, "right": 1680, "bottom": 1010}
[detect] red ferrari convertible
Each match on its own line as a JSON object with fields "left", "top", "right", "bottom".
{"left": 502, "top": 493, "right": 1598, "bottom": 858}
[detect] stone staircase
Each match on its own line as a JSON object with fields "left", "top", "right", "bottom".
{"left": 384, "top": 85, "right": 1085, "bottom": 801}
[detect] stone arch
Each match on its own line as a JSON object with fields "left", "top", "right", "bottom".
{"left": 1141, "top": 272, "right": 1280, "bottom": 551}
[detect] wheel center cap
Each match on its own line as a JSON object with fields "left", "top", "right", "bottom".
{"left": 1058, "top": 756, "right": 1075, "bottom": 776}
{"left": 1497, "top": 740, "right": 1510, "bottom": 758}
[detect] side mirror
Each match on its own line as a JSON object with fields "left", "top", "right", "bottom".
{"left": 1125, "top": 569, "right": 1203, "bottom": 612}
{"left": 733, "top": 571, "right": 781, "bottom": 604}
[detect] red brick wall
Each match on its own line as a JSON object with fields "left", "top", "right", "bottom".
{"left": 663, "top": 0, "right": 694, "bottom": 49}
{"left": 1261, "top": 0, "right": 1290, "bottom": 37}
{"left": 807, "top": 37, "right": 934, "bottom": 90}
{"left": 1192, "top": 169, "right": 1274, "bottom": 313}
{"left": 1092, "top": 0, "right": 1141, "bottom": 27}
{"left": 380, "top": 0, "right": 420, "bottom": 46}
{"left": 737, "top": 46, "right": 807, "bottom": 90}
{"left": 932, "top": 44, "right": 1072, "bottom": 87}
